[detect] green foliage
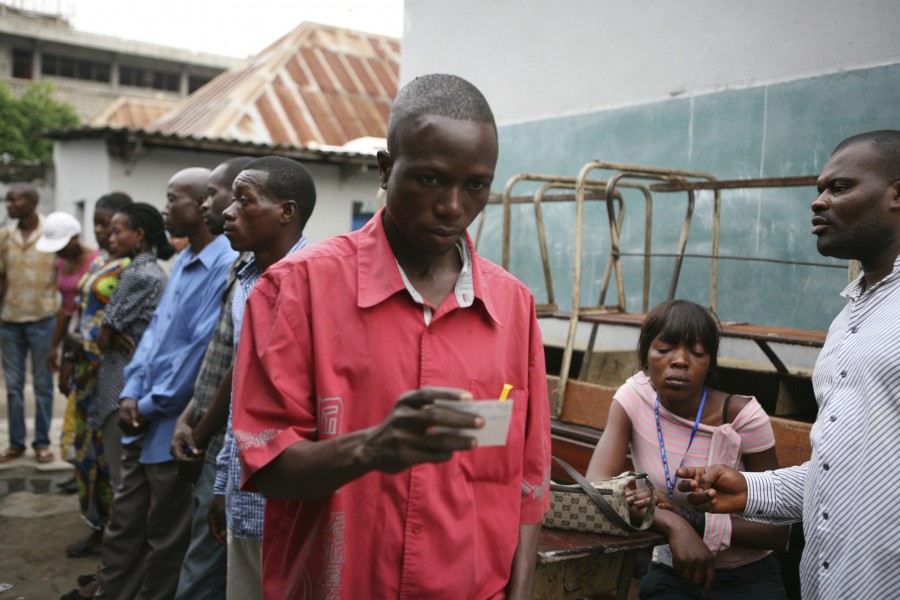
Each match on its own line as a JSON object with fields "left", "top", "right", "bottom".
{"left": 0, "top": 82, "right": 80, "bottom": 164}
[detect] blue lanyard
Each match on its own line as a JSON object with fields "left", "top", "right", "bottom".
{"left": 655, "top": 387, "right": 707, "bottom": 499}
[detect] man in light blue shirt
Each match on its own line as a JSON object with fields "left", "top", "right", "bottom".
{"left": 95, "top": 167, "right": 238, "bottom": 600}
{"left": 210, "top": 156, "right": 316, "bottom": 599}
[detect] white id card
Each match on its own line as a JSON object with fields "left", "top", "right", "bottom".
{"left": 432, "top": 399, "right": 514, "bottom": 447}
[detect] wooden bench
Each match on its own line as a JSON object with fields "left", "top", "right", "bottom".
{"left": 535, "top": 529, "right": 663, "bottom": 600}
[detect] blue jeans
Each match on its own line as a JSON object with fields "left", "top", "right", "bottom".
{"left": 174, "top": 461, "right": 227, "bottom": 600}
{"left": 1, "top": 317, "right": 55, "bottom": 450}
{"left": 640, "top": 552, "right": 787, "bottom": 600}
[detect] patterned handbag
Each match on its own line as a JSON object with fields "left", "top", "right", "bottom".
{"left": 542, "top": 457, "right": 655, "bottom": 536}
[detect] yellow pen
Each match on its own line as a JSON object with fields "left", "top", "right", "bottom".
{"left": 499, "top": 384, "right": 513, "bottom": 401}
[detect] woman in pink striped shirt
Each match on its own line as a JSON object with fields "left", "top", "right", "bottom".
{"left": 587, "top": 300, "right": 789, "bottom": 599}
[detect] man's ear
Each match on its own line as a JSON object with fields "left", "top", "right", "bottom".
{"left": 280, "top": 200, "right": 297, "bottom": 224}
{"left": 889, "top": 180, "right": 900, "bottom": 210}
{"left": 376, "top": 150, "right": 392, "bottom": 190}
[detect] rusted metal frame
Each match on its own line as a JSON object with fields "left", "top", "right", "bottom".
{"left": 501, "top": 173, "right": 612, "bottom": 270}
{"left": 754, "top": 340, "right": 789, "bottom": 374}
{"left": 578, "top": 192, "right": 631, "bottom": 382}
{"left": 555, "top": 162, "right": 717, "bottom": 413}
{"left": 498, "top": 174, "right": 634, "bottom": 315}
{"left": 533, "top": 181, "right": 624, "bottom": 312}
{"left": 581, "top": 171, "right": 686, "bottom": 384}
{"left": 473, "top": 192, "right": 502, "bottom": 247}
{"left": 531, "top": 181, "right": 624, "bottom": 314}
{"left": 710, "top": 188, "right": 721, "bottom": 314}
{"left": 488, "top": 191, "right": 612, "bottom": 205}
{"left": 593, "top": 183, "right": 654, "bottom": 314}
{"left": 649, "top": 175, "right": 818, "bottom": 192}
{"left": 668, "top": 189, "right": 696, "bottom": 300}
{"left": 616, "top": 251, "right": 847, "bottom": 270}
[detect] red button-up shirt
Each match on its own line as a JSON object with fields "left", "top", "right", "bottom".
{"left": 233, "top": 213, "right": 550, "bottom": 599}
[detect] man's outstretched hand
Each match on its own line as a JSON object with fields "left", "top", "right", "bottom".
{"left": 676, "top": 465, "right": 749, "bottom": 514}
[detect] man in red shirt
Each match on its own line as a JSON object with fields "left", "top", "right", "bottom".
{"left": 232, "top": 74, "right": 551, "bottom": 599}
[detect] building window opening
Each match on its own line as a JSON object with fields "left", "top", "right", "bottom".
{"left": 120, "top": 65, "right": 180, "bottom": 92}
{"left": 351, "top": 200, "right": 377, "bottom": 231}
{"left": 13, "top": 49, "right": 33, "bottom": 79}
{"left": 41, "top": 53, "right": 111, "bottom": 83}
{"left": 188, "top": 75, "right": 212, "bottom": 93}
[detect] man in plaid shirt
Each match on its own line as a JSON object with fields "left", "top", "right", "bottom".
{"left": 0, "top": 184, "right": 58, "bottom": 464}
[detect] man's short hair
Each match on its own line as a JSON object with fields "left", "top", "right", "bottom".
{"left": 244, "top": 156, "right": 316, "bottom": 229}
{"left": 387, "top": 74, "right": 496, "bottom": 154}
{"left": 220, "top": 157, "right": 255, "bottom": 188}
{"left": 7, "top": 183, "right": 39, "bottom": 205}
{"left": 833, "top": 130, "right": 900, "bottom": 184}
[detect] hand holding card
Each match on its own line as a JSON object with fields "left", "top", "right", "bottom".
{"left": 433, "top": 399, "right": 513, "bottom": 447}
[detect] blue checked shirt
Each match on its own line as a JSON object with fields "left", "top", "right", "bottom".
{"left": 214, "top": 236, "right": 308, "bottom": 539}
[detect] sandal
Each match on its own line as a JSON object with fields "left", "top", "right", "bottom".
{"left": 35, "top": 448, "right": 55, "bottom": 464}
{"left": 66, "top": 531, "right": 102, "bottom": 558}
{"left": 0, "top": 447, "right": 25, "bottom": 463}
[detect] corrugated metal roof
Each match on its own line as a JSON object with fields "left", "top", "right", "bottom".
{"left": 45, "top": 126, "right": 380, "bottom": 167}
{"left": 87, "top": 96, "right": 183, "bottom": 129}
{"left": 150, "top": 22, "right": 400, "bottom": 147}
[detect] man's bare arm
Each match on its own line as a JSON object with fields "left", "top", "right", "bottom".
{"left": 507, "top": 523, "right": 541, "bottom": 600}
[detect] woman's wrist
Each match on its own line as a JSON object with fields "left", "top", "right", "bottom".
{"left": 679, "top": 504, "right": 706, "bottom": 537}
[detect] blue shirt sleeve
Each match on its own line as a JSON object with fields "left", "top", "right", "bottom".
{"left": 136, "top": 273, "right": 228, "bottom": 420}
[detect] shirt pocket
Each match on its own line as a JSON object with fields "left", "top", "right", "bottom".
{"left": 456, "top": 378, "right": 527, "bottom": 483}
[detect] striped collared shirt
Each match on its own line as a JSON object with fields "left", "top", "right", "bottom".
{"left": 743, "top": 254, "right": 900, "bottom": 599}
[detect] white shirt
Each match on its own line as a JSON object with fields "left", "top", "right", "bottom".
{"left": 744, "top": 255, "right": 900, "bottom": 599}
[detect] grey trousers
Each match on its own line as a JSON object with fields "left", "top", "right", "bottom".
{"left": 94, "top": 439, "right": 192, "bottom": 600}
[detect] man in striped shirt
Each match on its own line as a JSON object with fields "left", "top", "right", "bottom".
{"left": 678, "top": 130, "right": 900, "bottom": 599}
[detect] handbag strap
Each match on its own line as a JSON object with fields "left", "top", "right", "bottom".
{"left": 552, "top": 457, "right": 639, "bottom": 532}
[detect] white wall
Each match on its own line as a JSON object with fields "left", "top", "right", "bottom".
{"left": 402, "top": 0, "right": 900, "bottom": 124}
{"left": 52, "top": 138, "right": 110, "bottom": 245}
{"left": 301, "top": 162, "right": 381, "bottom": 244}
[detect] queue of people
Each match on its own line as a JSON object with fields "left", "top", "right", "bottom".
{"left": 0, "top": 74, "right": 897, "bottom": 600}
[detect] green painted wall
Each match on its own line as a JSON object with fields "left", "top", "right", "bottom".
{"left": 475, "top": 64, "right": 900, "bottom": 331}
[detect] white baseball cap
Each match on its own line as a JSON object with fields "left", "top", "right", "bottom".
{"left": 36, "top": 212, "right": 82, "bottom": 253}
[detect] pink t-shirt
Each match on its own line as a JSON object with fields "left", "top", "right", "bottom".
{"left": 56, "top": 250, "right": 100, "bottom": 316}
{"left": 233, "top": 213, "right": 551, "bottom": 599}
{"left": 616, "top": 374, "right": 776, "bottom": 569}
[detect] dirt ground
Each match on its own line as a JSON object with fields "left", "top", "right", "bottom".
{"left": 0, "top": 366, "right": 94, "bottom": 600}
{"left": 0, "top": 490, "right": 95, "bottom": 599}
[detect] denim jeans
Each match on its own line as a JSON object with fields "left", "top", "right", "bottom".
{"left": 1, "top": 317, "right": 55, "bottom": 450}
{"left": 174, "top": 461, "right": 228, "bottom": 600}
{"left": 640, "top": 552, "right": 787, "bottom": 600}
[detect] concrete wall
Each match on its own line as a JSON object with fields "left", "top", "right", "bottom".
{"left": 53, "top": 139, "right": 380, "bottom": 247}
{"left": 401, "top": 0, "right": 900, "bottom": 331}
{"left": 402, "top": 0, "right": 900, "bottom": 125}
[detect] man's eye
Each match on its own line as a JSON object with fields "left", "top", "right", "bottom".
{"left": 420, "top": 176, "right": 439, "bottom": 186}
{"left": 467, "top": 181, "right": 486, "bottom": 191}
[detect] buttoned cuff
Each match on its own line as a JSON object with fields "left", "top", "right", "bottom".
{"left": 742, "top": 470, "right": 777, "bottom": 519}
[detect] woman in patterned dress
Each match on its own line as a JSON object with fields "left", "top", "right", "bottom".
{"left": 63, "top": 193, "right": 133, "bottom": 557}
